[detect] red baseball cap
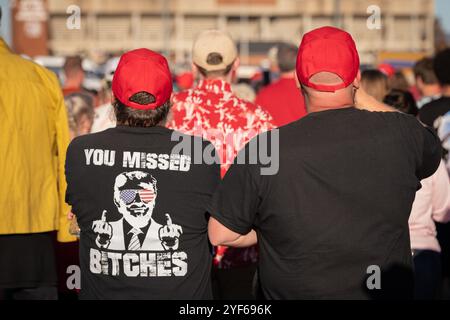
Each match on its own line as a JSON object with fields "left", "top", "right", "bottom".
{"left": 296, "top": 26, "right": 360, "bottom": 92}
{"left": 378, "top": 63, "right": 396, "bottom": 77}
{"left": 112, "top": 49, "right": 172, "bottom": 110}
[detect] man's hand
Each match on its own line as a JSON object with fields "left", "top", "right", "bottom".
{"left": 159, "top": 214, "right": 183, "bottom": 251}
{"left": 68, "top": 211, "right": 80, "bottom": 237}
{"left": 92, "top": 210, "right": 112, "bottom": 249}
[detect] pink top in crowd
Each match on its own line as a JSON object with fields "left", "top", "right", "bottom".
{"left": 409, "top": 161, "right": 450, "bottom": 252}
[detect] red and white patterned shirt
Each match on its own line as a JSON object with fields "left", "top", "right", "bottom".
{"left": 167, "top": 79, "right": 275, "bottom": 177}
{"left": 167, "top": 79, "right": 276, "bottom": 269}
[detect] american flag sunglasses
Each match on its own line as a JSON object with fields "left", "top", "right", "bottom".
{"left": 120, "top": 189, "right": 155, "bottom": 204}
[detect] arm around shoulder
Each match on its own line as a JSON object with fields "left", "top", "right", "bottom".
{"left": 208, "top": 217, "right": 257, "bottom": 247}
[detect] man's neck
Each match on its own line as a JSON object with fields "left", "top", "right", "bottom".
{"left": 280, "top": 71, "right": 295, "bottom": 79}
{"left": 307, "top": 105, "right": 352, "bottom": 114}
{"left": 64, "top": 78, "right": 82, "bottom": 89}
{"left": 117, "top": 122, "right": 166, "bottom": 127}
{"left": 305, "top": 90, "right": 355, "bottom": 114}
{"left": 202, "top": 75, "right": 229, "bottom": 83}
{"left": 421, "top": 85, "right": 441, "bottom": 98}
{"left": 441, "top": 86, "right": 450, "bottom": 98}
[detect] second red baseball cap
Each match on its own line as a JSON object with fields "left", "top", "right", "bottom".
{"left": 296, "top": 26, "right": 360, "bottom": 92}
{"left": 112, "top": 48, "right": 173, "bottom": 110}
{"left": 378, "top": 63, "right": 396, "bottom": 77}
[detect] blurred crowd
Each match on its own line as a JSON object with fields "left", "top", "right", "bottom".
{"left": 2, "top": 23, "right": 450, "bottom": 300}
{"left": 58, "top": 43, "right": 450, "bottom": 172}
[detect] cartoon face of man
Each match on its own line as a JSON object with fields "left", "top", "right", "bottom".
{"left": 114, "top": 171, "right": 157, "bottom": 229}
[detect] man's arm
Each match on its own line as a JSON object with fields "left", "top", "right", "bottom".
{"left": 431, "top": 161, "right": 450, "bottom": 223}
{"left": 208, "top": 217, "right": 257, "bottom": 247}
{"left": 417, "top": 124, "right": 442, "bottom": 180}
{"left": 207, "top": 142, "right": 261, "bottom": 248}
{"left": 53, "top": 72, "right": 77, "bottom": 243}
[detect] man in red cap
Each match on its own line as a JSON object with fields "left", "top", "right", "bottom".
{"left": 65, "top": 49, "right": 220, "bottom": 299}
{"left": 208, "top": 26, "right": 442, "bottom": 299}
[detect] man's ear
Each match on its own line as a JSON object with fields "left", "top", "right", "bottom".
{"left": 191, "top": 63, "right": 199, "bottom": 79}
{"left": 229, "top": 58, "right": 240, "bottom": 82}
{"left": 353, "top": 70, "right": 361, "bottom": 89}
{"left": 233, "top": 57, "right": 240, "bottom": 71}
{"left": 294, "top": 70, "right": 301, "bottom": 89}
{"left": 416, "top": 76, "right": 424, "bottom": 89}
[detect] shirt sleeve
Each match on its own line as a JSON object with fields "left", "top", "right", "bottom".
{"left": 254, "top": 104, "right": 277, "bottom": 133}
{"left": 53, "top": 77, "right": 77, "bottom": 243}
{"left": 64, "top": 140, "right": 76, "bottom": 207}
{"left": 208, "top": 151, "right": 260, "bottom": 235}
{"left": 64, "top": 137, "right": 87, "bottom": 211}
{"left": 418, "top": 105, "right": 434, "bottom": 128}
{"left": 417, "top": 124, "right": 442, "bottom": 180}
{"left": 431, "top": 161, "right": 450, "bottom": 223}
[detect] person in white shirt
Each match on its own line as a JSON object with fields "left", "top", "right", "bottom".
{"left": 414, "top": 57, "right": 442, "bottom": 109}
{"left": 90, "top": 57, "right": 119, "bottom": 133}
{"left": 409, "top": 161, "right": 450, "bottom": 299}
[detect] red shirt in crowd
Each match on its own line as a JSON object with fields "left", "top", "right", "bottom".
{"left": 167, "top": 78, "right": 275, "bottom": 268}
{"left": 255, "top": 75, "right": 307, "bottom": 127}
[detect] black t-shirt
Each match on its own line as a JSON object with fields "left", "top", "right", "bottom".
{"left": 65, "top": 126, "right": 220, "bottom": 300}
{"left": 209, "top": 108, "right": 442, "bottom": 300}
{"left": 419, "top": 97, "right": 450, "bottom": 128}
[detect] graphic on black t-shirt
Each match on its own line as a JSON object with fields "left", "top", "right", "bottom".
{"left": 92, "top": 171, "right": 183, "bottom": 252}
{"left": 88, "top": 169, "right": 187, "bottom": 278}
{"left": 66, "top": 129, "right": 219, "bottom": 299}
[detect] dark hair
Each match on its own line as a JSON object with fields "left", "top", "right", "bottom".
{"left": 361, "top": 69, "right": 388, "bottom": 102}
{"left": 196, "top": 63, "right": 233, "bottom": 78}
{"left": 113, "top": 92, "right": 171, "bottom": 127}
{"left": 206, "top": 52, "right": 224, "bottom": 65}
{"left": 383, "top": 89, "right": 419, "bottom": 116}
{"left": 413, "top": 58, "right": 438, "bottom": 84}
{"left": 388, "top": 71, "right": 410, "bottom": 92}
{"left": 277, "top": 43, "right": 298, "bottom": 73}
{"left": 434, "top": 48, "right": 450, "bottom": 86}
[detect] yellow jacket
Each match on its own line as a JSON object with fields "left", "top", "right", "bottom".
{"left": 0, "top": 38, "right": 76, "bottom": 242}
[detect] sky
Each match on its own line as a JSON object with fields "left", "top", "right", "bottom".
{"left": 0, "top": 0, "right": 11, "bottom": 44}
{"left": 1, "top": 0, "right": 450, "bottom": 43}
{"left": 436, "top": 0, "right": 450, "bottom": 33}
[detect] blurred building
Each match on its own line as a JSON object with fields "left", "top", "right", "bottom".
{"left": 44, "top": 0, "right": 435, "bottom": 65}
{"left": 0, "top": 0, "right": 13, "bottom": 46}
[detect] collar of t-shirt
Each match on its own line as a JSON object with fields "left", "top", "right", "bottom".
{"left": 114, "top": 125, "right": 171, "bottom": 135}
{"left": 307, "top": 105, "right": 355, "bottom": 114}
{"left": 196, "top": 79, "right": 233, "bottom": 95}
